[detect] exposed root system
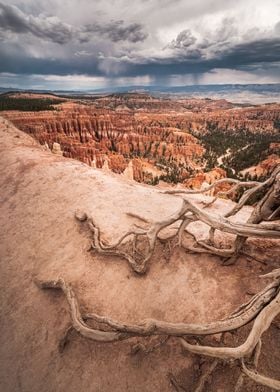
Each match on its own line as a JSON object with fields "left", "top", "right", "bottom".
{"left": 37, "top": 165, "right": 280, "bottom": 391}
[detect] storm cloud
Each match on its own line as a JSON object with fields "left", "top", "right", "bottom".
{"left": 168, "top": 30, "right": 197, "bottom": 50}
{"left": 0, "top": 0, "right": 279, "bottom": 88}
{"left": 0, "top": 2, "right": 73, "bottom": 44}
{"left": 0, "top": 2, "right": 148, "bottom": 45}
{"left": 81, "top": 21, "right": 148, "bottom": 43}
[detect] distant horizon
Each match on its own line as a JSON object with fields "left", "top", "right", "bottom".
{"left": 1, "top": 82, "right": 280, "bottom": 105}
{"left": 1, "top": 82, "right": 280, "bottom": 93}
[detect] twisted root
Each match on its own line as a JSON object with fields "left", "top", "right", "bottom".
{"left": 161, "top": 166, "right": 280, "bottom": 265}
{"left": 36, "top": 270, "right": 280, "bottom": 340}
{"left": 75, "top": 175, "right": 280, "bottom": 273}
{"left": 36, "top": 269, "right": 280, "bottom": 390}
{"left": 241, "top": 359, "right": 280, "bottom": 390}
{"left": 180, "top": 286, "right": 280, "bottom": 360}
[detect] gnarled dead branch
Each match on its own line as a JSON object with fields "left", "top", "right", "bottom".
{"left": 35, "top": 278, "right": 128, "bottom": 342}
{"left": 75, "top": 165, "right": 280, "bottom": 273}
{"left": 36, "top": 270, "right": 280, "bottom": 389}
{"left": 163, "top": 166, "right": 280, "bottom": 265}
{"left": 194, "top": 359, "right": 219, "bottom": 392}
{"left": 163, "top": 178, "right": 260, "bottom": 196}
{"left": 241, "top": 359, "right": 280, "bottom": 390}
{"left": 234, "top": 339, "right": 262, "bottom": 392}
{"left": 180, "top": 287, "right": 280, "bottom": 360}
{"left": 36, "top": 269, "right": 280, "bottom": 340}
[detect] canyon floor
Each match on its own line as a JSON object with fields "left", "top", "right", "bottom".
{"left": 0, "top": 116, "right": 279, "bottom": 392}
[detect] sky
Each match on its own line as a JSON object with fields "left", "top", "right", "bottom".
{"left": 0, "top": 0, "right": 279, "bottom": 90}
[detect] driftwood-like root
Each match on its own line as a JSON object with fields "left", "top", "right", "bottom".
{"left": 241, "top": 359, "right": 280, "bottom": 390}
{"left": 161, "top": 166, "right": 280, "bottom": 265}
{"left": 86, "top": 166, "right": 279, "bottom": 271}
{"left": 36, "top": 271, "right": 280, "bottom": 389}
{"left": 131, "top": 336, "right": 170, "bottom": 355}
{"left": 194, "top": 359, "right": 219, "bottom": 392}
{"left": 35, "top": 278, "right": 128, "bottom": 342}
{"left": 234, "top": 339, "right": 262, "bottom": 392}
{"left": 234, "top": 338, "right": 280, "bottom": 391}
{"left": 36, "top": 271, "right": 280, "bottom": 341}
{"left": 75, "top": 166, "right": 280, "bottom": 273}
{"left": 180, "top": 287, "right": 280, "bottom": 360}
{"left": 168, "top": 372, "right": 188, "bottom": 392}
{"left": 163, "top": 178, "right": 260, "bottom": 196}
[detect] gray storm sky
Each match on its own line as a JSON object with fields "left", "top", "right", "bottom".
{"left": 0, "top": 0, "right": 279, "bottom": 89}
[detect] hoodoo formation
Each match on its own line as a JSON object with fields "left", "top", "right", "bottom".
{"left": 2, "top": 93, "right": 280, "bottom": 185}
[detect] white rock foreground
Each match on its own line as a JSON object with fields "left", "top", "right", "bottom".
{"left": 0, "top": 116, "right": 279, "bottom": 392}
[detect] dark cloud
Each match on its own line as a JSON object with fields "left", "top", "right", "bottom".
{"left": 0, "top": 44, "right": 102, "bottom": 75}
{"left": 98, "top": 36, "right": 280, "bottom": 77}
{"left": 1, "top": 35, "right": 279, "bottom": 79}
{"left": 168, "top": 29, "right": 197, "bottom": 49}
{"left": 82, "top": 21, "right": 148, "bottom": 43}
{"left": 0, "top": 2, "right": 148, "bottom": 44}
{"left": 219, "top": 38, "right": 280, "bottom": 67}
{"left": 143, "top": 25, "right": 280, "bottom": 77}
{"left": 0, "top": 2, "right": 73, "bottom": 44}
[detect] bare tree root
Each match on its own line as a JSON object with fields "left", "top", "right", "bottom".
{"left": 234, "top": 339, "right": 262, "bottom": 392}
{"left": 201, "top": 181, "right": 260, "bottom": 210}
{"left": 223, "top": 165, "right": 280, "bottom": 265}
{"left": 234, "top": 372, "right": 245, "bottom": 392}
{"left": 241, "top": 360, "right": 280, "bottom": 390}
{"left": 75, "top": 167, "right": 280, "bottom": 273}
{"left": 75, "top": 209, "right": 149, "bottom": 274}
{"left": 161, "top": 166, "right": 280, "bottom": 265}
{"left": 180, "top": 285, "right": 280, "bottom": 360}
{"left": 35, "top": 271, "right": 280, "bottom": 343}
{"left": 235, "top": 339, "right": 280, "bottom": 392}
{"left": 194, "top": 359, "right": 219, "bottom": 392}
{"left": 183, "top": 198, "right": 280, "bottom": 237}
{"left": 71, "top": 170, "right": 280, "bottom": 387}
{"left": 58, "top": 325, "right": 74, "bottom": 353}
{"left": 75, "top": 200, "right": 197, "bottom": 274}
{"left": 163, "top": 178, "right": 260, "bottom": 196}
{"left": 179, "top": 196, "right": 280, "bottom": 261}
{"left": 131, "top": 336, "right": 170, "bottom": 355}
{"left": 35, "top": 268, "right": 280, "bottom": 389}
{"left": 199, "top": 182, "right": 264, "bottom": 256}
{"left": 168, "top": 372, "right": 188, "bottom": 392}
{"left": 32, "top": 169, "right": 280, "bottom": 390}
{"left": 35, "top": 278, "right": 129, "bottom": 342}
{"left": 178, "top": 276, "right": 280, "bottom": 389}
